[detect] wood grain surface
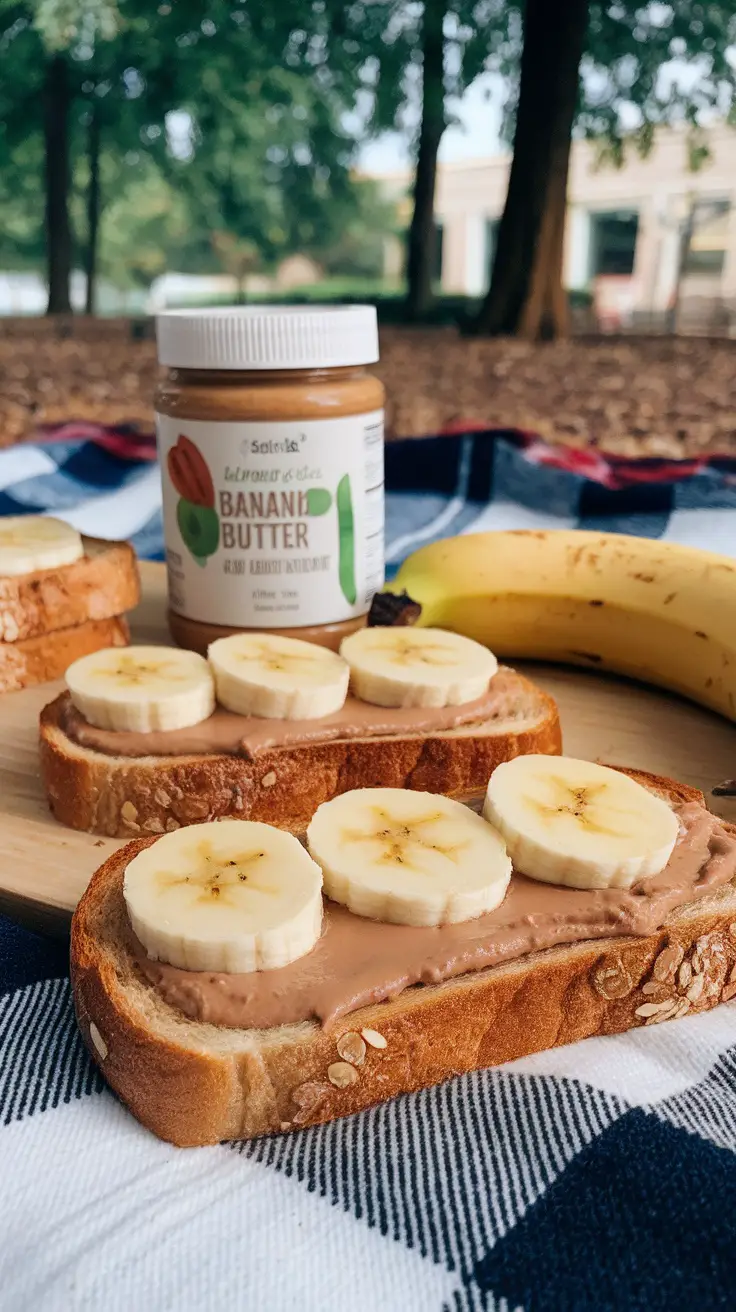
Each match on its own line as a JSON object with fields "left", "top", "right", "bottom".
{"left": 1, "top": 561, "right": 734, "bottom": 936}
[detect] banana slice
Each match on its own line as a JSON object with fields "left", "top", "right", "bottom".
{"left": 0, "top": 515, "right": 83, "bottom": 576}
{"left": 124, "top": 820, "right": 323, "bottom": 972}
{"left": 307, "top": 787, "right": 511, "bottom": 926}
{"left": 66, "top": 645, "right": 215, "bottom": 732}
{"left": 339, "top": 626, "right": 497, "bottom": 708}
{"left": 208, "top": 633, "right": 349, "bottom": 720}
{"left": 483, "top": 755, "right": 680, "bottom": 890}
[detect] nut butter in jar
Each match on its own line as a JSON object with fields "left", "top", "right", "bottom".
{"left": 155, "top": 306, "right": 384, "bottom": 653}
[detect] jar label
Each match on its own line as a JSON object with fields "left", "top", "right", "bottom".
{"left": 156, "top": 411, "right": 384, "bottom": 628}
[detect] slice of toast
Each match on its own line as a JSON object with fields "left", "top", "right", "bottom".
{"left": 70, "top": 769, "right": 736, "bottom": 1147}
{"left": 40, "top": 667, "right": 561, "bottom": 837}
{"left": 0, "top": 537, "right": 139, "bottom": 643}
{"left": 0, "top": 614, "right": 129, "bottom": 692}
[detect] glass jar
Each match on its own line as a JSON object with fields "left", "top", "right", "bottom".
{"left": 155, "top": 306, "right": 384, "bottom": 654}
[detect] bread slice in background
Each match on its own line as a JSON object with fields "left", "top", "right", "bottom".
{"left": 0, "top": 614, "right": 130, "bottom": 692}
{"left": 41, "top": 667, "right": 561, "bottom": 837}
{"left": 0, "top": 538, "right": 139, "bottom": 643}
{"left": 70, "top": 769, "right": 736, "bottom": 1147}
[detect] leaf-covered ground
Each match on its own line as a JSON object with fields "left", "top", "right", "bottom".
{"left": 2, "top": 321, "right": 735, "bottom": 455}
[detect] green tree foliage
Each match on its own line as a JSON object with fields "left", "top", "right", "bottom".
{"left": 0, "top": 0, "right": 397, "bottom": 313}
{"left": 341, "top": 0, "right": 507, "bottom": 318}
{"left": 0, "top": 6, "right": 50, "bottom": 277}
{"left": 581, "top": 2, "right": 736, "bottom": 163}
{"left": 315, "top": 179, "right": 395, "bottom": 278}
{"left": 0, "top": 136, "right": 44, "bottom": 272}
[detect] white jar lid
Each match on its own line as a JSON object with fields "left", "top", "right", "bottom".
{"left": 156, "top": 304, "right": 379, "bottom": 370}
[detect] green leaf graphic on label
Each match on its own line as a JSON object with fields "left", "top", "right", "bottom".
{"left": 193, "top": 555, "right": 208, "bottom": 569}
{"left": 336, "top": 474, "right": 356, "bottom": 605}
{"left": 177, "top": 498, "right": 219, "bottom": 559}
{"left": 306, "top": 487, "right": 332, "bottom": 516}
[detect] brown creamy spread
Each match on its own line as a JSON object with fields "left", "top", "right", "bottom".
{"left": 134, "top": 801, "right": 736, "bottom": 1030}
{"left": 60, "top": 667, "right": 520, "bottom": 760}
{"left": 157, "top": 364, "right": 384, "bottom": 425}
{"left": 167, "top": 611, "right": 365, "bottom": 657}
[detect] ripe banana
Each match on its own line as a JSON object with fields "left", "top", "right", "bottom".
{"left": 484, "top": 755, "right": 679, "bottom": 890}
{"left": 208, "top": 633, "right": 349, "bottom": 720}
{"left": 124, "top": 819, "right": 323, "bottom": 972}
{"left": 391, "top": 530, "right": 736, "bottom": 721}
{"left": 340, "top": 625, "right": 497, "bottom": 708}
{"left": 307, "top": 787, "right": 511, "bottom": 926}
{"left": 66, "top": 645, "right": 215, "bottom": 732}
{"left": 0, "top": 515, "right": 83, "bottom": 575}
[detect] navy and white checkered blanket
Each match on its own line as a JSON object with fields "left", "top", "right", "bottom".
{"left": 2, "top": 427, "right": 736, "bottom": 1311}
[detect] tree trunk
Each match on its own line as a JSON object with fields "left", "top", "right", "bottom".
{"left": 471, "top": 0, "right": 589, "bottom": 340}
{"left": 404, "top": 0, "right": 445, "bottom": 322}
{"left": 84, "top": 105, "right": 102, "bottom": 316}
{"left": 43, "top": 55, "right": 73, "bottom": 315}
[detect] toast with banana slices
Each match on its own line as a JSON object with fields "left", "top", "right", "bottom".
{"left": 70, "top": 767, "right": 736, "bottom": 1147}
{"left": 0, "top": 516, "right": 139, "bottom": 691}
{"left": 40, "top": 661, "right": 561, "bottom": 837}
{"left": 1, "top": 615, "right": 130, "bottom": 692}
{"left": 0, "top": 521, "right": 139, "bottom": 644}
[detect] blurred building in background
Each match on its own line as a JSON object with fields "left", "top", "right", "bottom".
{"left": 372, "top": 124, "right": 736, "bottom": 333}
{"left": 0, "top": 271, "right": 148, "bottom": 316}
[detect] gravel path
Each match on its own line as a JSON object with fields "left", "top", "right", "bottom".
{"left": 2, "top": 323, "right": 735, "bottom": 455}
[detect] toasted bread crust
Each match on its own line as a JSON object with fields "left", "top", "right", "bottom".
{"left": 0, "top": 615, "right": 130, "bottom": 692}
{"left": 70, "top": 770, "right": 736, "bottom": 1147}
{"left": 40, "top": 669, "right": 562, "bottom": 836}
{"left": 0, "top": 538, "right": 139, "bottom": 643}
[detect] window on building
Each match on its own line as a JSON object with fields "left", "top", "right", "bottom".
{"left": 684, "top": 246, "right": 726, "bottom": 274}
{"left": 590, "top": 211, "right": 639, "bottom": 276}
{"left": 683, "top": 200, "right": 729, "bottom": 275}
{"left": 433, "top": 221, "right": 444, "bottom": 283}
{"left": 485, "top": 218, "right": 500, "bottom": 279}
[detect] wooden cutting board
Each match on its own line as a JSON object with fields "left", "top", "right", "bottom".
{"left": 1, "top": 559, "right": 735, "bottom": 936}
